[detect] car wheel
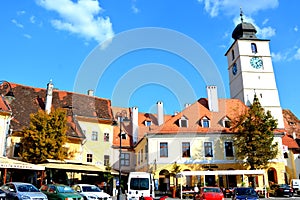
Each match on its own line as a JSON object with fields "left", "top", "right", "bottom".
{"left": 83, "top": 197, "right": 88, "bottom": 200}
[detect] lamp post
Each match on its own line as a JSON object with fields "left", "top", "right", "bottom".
{"left": 116, "top": 112, "right": 130, "bottom": 200}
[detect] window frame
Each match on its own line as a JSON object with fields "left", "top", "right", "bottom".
{"left": 91, "top": 131, "right": 98, "bottom": 141}
{"left": 225, "top": 141, "right": 234, "bottom": 157}
{"left": 87, "top": 153, "right": 93, "bottom": 163}
{"left": 182, "top": 142, "right": 191, "bottom": 157}
{"left": 204, "top": 142, "right": 213, "bottom": 157}
{"left": 121, "top": 153, "right": 130, "bottom": 166}
{"left": 160, "top": 142, "right": 168, "bottom": 157}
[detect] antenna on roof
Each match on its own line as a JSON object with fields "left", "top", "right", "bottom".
{"left": 240, "top": 7, "right": 244, "bottom": 23}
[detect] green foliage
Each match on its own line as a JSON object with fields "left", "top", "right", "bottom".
{"left": 20, "top": 108, "right": 68, "bottom": 164}
{"left": 231, "top": 95, "right": 278, "bottom": 169}
{"left": 170, "top": 162, "right": 181, "bottom": 177}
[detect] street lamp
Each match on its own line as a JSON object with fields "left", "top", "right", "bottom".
{"left": 115, "top": 111, "right": 130, "bottom": 200}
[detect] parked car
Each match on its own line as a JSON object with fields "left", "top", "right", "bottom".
{"left": 195, "top": 187, "right": 224, "bottom": 200}
{"left": 72, "top": 184, "right": 112, "bottom": 200}
{"left": 269, "top": 184, "right": 293, "bottom": 197}
{"left": 40, "top": 184, "right": 83, "bottom": 200}
{"left": 224, "top": 187, "right": 234, "bottom": 198}
{"left": 0, "top": 188, "right": 6, "bottom": 200}
{"left": 232, "top": 187, "right": 259, "bottom": 200}
{"left": 1, "top": 182, "right": 48, "bottom": 200}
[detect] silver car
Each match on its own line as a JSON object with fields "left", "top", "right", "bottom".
{"left": 1, "top": 182, "right": 48, "bottom": 200}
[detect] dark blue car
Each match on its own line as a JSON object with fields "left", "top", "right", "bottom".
{"left": 232, "top": 187, "right": 259, "bottom": 200}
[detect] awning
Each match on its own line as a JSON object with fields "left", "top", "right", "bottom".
{"left": 176, "top": 169, "right": 265, "bottom": 177}
{"left": 0, "top": 157, "right": 45, "bottom": 170}
{"left": 38, "top": 162, "right": 107, "bottom": 173}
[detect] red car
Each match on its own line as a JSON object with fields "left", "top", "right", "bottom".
{"left": 196, "top": 187, "right": 224, "bottom": 200}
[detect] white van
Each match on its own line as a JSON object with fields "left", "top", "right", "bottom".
{"left": 127, "top": 172, "right": 155, "bottom": 200}
{"left": 291, "top": 179, "right": 300, "bottom": 193}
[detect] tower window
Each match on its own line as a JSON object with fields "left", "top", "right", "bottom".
{"left": 251, "top": 43, "right": 257, "bottom": 53}
{"left": 232, "top": 50, "right": 235, "bottom": 60}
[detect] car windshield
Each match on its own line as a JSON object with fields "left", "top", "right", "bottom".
{"left": 57, "top": 186, "right": 75, "bottom": 193}
{"left": 203, "top": 188, "right": 222, "bottom": 193}
{"left": 17, "top": 184, "right": 39, "bottom": 192}
{"left": 82, "top": 186, "right": 102, "bottom": 192}
{"left": 236, "top": 188, "right": 257, "bottom": 196}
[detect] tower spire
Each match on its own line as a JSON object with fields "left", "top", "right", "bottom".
{"left": 240, "top": 7, "right": 244, "bottom": 23}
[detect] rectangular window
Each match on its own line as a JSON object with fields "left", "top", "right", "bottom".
{"left": 180, "top": 119, "right": 188, "bottom": 127}
{"left": 121, "top": 153, "right": 130, "bottom": 166}
{"left": 91, "top": 131, "right": 98, "bottom": 141}
{"left": 182, "top": 142, "right": 190, "bottom": 157}
{"left": 160, "top": 142, "right": 168, "bottom": 157}
{"left": 104, "top": 155, "right": 109, "bottom": 166}
{"left": 104, "top": 133, "right": 109, "bottom": 142}
{"left": 13, "top": 143, "right": 21, "bottom": 157}
{"left": 204, "top": 142, "right": 213, "bottom": 157}
{"left": 232, "top": 50, "right": 235, "bottom": 60}
{"left": 87, "top": 154, "right": 93, "bottom": 163}
{"left": 225, "top": 142, "right": 234, "bottom": 157}
{"left": 202, "top": 119, "right": 210, "bottom": 127}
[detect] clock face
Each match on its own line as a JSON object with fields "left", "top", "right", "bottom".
{"left": 250, "top": 57, "right": 263, "bottom": 69}
{"left": 232, "top": 63, "right": 237, "bottom": 75}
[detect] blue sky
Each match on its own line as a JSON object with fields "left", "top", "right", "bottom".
{"left": 1, "top": 0, "right": 300, "bottom": 118}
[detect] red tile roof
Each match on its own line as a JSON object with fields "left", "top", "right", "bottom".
{"left": 8, "top": 83, "right": 113, "bottom": 139}
{"left": 282, "top": 134, "right": 299, "bottom": 148}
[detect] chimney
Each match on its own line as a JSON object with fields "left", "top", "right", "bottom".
{"left": 207, "top": 85, "right": 219, "bottom": 112}
{"left": 132, "top": 107, "right": 139, "bottom": 144}
{"left": 185, "top": 103, "right": 191, "bottom": 108}
{"left": 157, "top": 101, "right": 164, "bottom": 126}
{"left": 87, "top": 90, "right": 94, "bottom": 96}
{"left": 45, "top": 80, "right": 54, "bottom": 114}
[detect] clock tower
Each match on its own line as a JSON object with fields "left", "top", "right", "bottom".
{"left": 225, "top": 14, "right": 284, "bottom": 128}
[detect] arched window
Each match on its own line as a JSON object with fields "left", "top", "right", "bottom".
{"left": 232, "top": 50, "right": 235, "bottom": 60}
{"left": 251, "top": 43, "right": 257, "bottom": 53}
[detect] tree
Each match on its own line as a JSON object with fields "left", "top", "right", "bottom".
{"left": 19, "top": 108, "right": 69, "bottom": 164}
{"left": 231, "top": 94, "right": 278, "bottom": 170}
{"left": 170, "top": 161, "right": 181, "bottom": 196}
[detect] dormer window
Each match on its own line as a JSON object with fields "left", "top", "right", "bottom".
{"left": 179, "top": 116, "right": 188, "bottom": 127}
{"left": 201, "top": 117, "right": 210, "bottom": 128}
{"left": 222, "top": 116, "right": 231, "bottom": 128}
{"left": 145, "top": 120, "right": 152, "bottom": 127}
{"left": 251, "top": 43, "right": 257, "bottom": 53}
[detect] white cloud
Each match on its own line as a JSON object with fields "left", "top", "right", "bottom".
{"left": 23, "top": 34, "right": 32, "bottom": 39}
{"left": 17, "top": 10, "right": 26, "bottom": 15}
{"left": 258, "top": 26, "right": 276, "bottom": 38}
{"left": 11, "top": 19, "right": 24, "bottom": 28}
{"left": 36, "top": 0, "right": 114, "bottom": 44}
{"left": 271, "top": 52, "right": 287, "bottom": 62}
{"left": 294, "top": 48, "right": 300, "bottom": 60}
{"left": 294, "top": 26, "right": 298, "bottom": 32}
{"left": 131, "top": 5, "right": 140, "bottom": 14}
{"left": 197, "top": 0, "right": 278, "bottom": 17}
{"left": 30, "top": 16, "right": 36, "bottom": 24}
{"left": 262, "top": 18, "right": 269, "bottom": 25}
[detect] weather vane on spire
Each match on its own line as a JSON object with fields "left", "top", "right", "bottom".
{"left": 240, "top": 7, "right": 244, "bottom": 23}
